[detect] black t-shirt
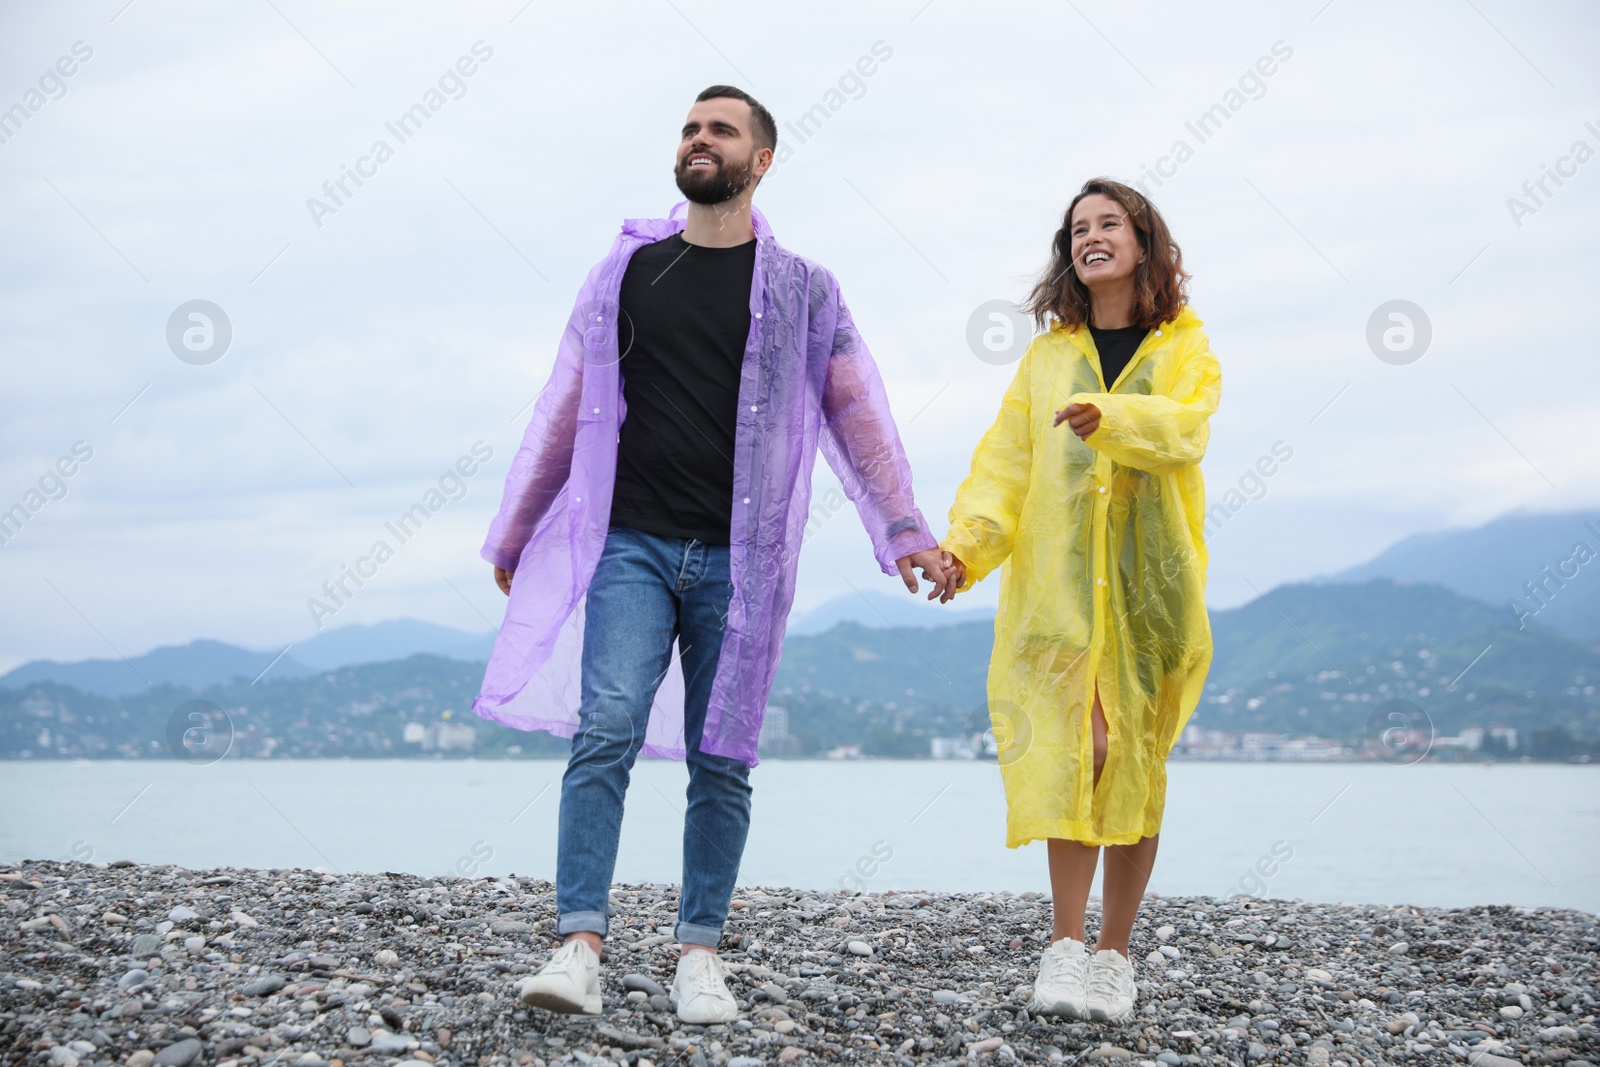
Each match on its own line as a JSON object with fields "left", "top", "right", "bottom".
{"left": 608, "top": 233, "right": 756, "bottom": 545}
{"left": 1088, "top": 323, "right": 1149, "bottom": 389}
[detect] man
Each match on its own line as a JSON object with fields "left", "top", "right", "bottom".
{"left": 473, "top": 85, "right": 951, "bottom": 1024}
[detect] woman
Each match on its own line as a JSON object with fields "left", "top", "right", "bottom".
{"left": 940, "top": 178, "right": 1220, "bottom": 1023}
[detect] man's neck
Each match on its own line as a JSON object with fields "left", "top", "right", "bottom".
{"left": 682, "top": 195, "right": 757, "bottom": 247}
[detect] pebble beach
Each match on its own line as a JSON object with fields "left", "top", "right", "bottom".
{"left": 3, "top": 860, "right": 1595, "bottom": 1067}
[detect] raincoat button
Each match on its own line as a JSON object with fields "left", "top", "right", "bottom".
{"left": 754, "top": 311, "right": 763, "bottom": 319}
{"left": 743, "top": 497, "right": 751, "bottom": 504}
{"left": 1155, "top": 329, "right": 1163, "bottom": 336}
{"left": 1097, "top": 578, "right": 1106, "bottom": 586}
{"left": 751, "top": 406, "right": 759, "bottom": 412}
{"left": 592, "top": 407, "right": 599, "bottom": 414}
{"left": 1098, "top": 486, "right": 1107, "bottom": 494}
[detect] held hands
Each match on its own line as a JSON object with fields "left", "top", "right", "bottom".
{"left": 1054, "top": 401, "right": 1101, "bottom": 439}
{"left": 939, "top": 551, "right": 967, "bottom": 603}
{"left": 896, "top": 548, "right": 961, "bottom": 603}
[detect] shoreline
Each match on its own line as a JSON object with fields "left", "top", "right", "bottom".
{"left": 3, "top": 861, "right": 1596, "bottom": 1067}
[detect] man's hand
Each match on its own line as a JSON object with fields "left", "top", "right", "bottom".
{"left": 1054, "top": 401, "right": 1101, "bottom": 439}
{"left": 938, "top": 551, "right": 968, "bottom": 603}
{"left": 494, "top": 566, "right": 514, "bottom": 596}
{"left": 896, "top": 548, "right": 957, "bottom": 602}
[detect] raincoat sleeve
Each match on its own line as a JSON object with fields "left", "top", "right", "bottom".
{"left": 941, "top": 348, "right": 1033, "bottom": 588}
{"left": 816, "top": 287, "right": 939, "bottom": 574}
{"left": 479, "top": 297, "right": 589, "bottom": 573}
{"left": 1067, "top": 333, "right": 1221, "bottom": 475}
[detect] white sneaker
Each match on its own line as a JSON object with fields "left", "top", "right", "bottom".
{"left": 1028, "top": 936, "right": 1091, "bottom": 1018}
{"left": 670, "top": 950, "right": 738, "bottom": 1024}
{"left": 518, "top": 938, "right": 602, "bottom": 1015}
{"left": 1085, "top": 948, "right": 1137, "bottom": 1023}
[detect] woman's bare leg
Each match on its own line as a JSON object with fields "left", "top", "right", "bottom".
{"left": 1047, "top": 685, "right": 1112, "bottom": 942}
{"left": 1097, "top": 834, "right": 1159, "bottom": 957}
{"left": 1088, "top": 681, "right": 1159, "bottom": 958}
{"left": 1047, "top": 839, "right": 1099, "bottom": 942}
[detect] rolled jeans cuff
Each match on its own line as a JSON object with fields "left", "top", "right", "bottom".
{"left": 675, "top": 920, "right": 723, "bottom": 948}
{"left": 557, "top": 910, "right": 608, "bottom": 938}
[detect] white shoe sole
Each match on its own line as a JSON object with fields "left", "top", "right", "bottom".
{"left": 519, "top": 982, "right": 601, "bottom": 1015}
{"left": 673, "top": 1001, "right": 738, "bottom": 1025}
{"left": 1028, "top": 995, "right": 1087, "bottom": 1019}
{"left": 1087, "top": 1003, "right": 1135, "bottom": 1024}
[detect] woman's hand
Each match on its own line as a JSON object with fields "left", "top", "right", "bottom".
{"left": 494, "top": 566, "right": 514, "bottom": 596}
{"left": 1054, "top": 401, "right": 1101, "bottom": 439}
{"left": 938, "top": 551, "right": 967, "bottom": 603}
{"left": 896, "top": 548, "right": 956, "bottom": 601}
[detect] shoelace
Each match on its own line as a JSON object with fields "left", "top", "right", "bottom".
{"left": 545, "top": 941, "right": 586, "bottom": 976}
{"left": 1039, "top": 942, "right": 1084, "bottom": 987}
{"left": 683, "top": 954, "right": 728, "bottom": 998}
{"left": 1088, "top": 956, "right": 1130, "bottom": 1001}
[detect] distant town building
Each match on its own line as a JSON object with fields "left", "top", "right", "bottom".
{"left": 930, "top": 735, "right": 978, "bottom": 760}
{"left": 758, "top": 705, "right": 801, "bottom": 757}
{"left": 1172, "top": 725, "right": 1349, "bottom": 761}
{"left": 402, "top": 719, "right": 477, "bottom": 752}
{"left": 825, "top": 744, "right": 863, "bottom": 760}
{"left": 1437, "top": 724, "right": 1518, "bottom": 752}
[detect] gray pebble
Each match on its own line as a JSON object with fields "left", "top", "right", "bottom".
{"left": 595, "top": 1025, "right": 662, "bottom": 1051}
{"left": 151, "top": 1038, "right": 203, "bottom": 1067}
{"left": 622, "top": 973, "right": 666, "bottom": 997}
{"left": 1469, "top": 1054, "right": 1523, "bottom": 1067}
{"left": 241, "top": 974, "right": 285, "bottom": 996}
{"left": 370, "top": 1031, "right": 416, "bottom": 1052}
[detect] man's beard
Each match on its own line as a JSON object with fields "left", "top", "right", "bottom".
{"left": 674, "top": 151, "right": 755, "bottom": 205}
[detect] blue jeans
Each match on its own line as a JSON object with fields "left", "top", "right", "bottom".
{"left": 555, "top": 526, "right": 752, "bottom": 947}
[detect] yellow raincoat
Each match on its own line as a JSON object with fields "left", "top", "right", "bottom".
{"left": 943, "top": 306, "right": 1220, "bottom": 848}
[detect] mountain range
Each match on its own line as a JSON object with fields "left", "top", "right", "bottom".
{"left": 0, "top": 619, "right": 497, "bottom": 698}
{"left": 1315, "top": 508, "right": 1600, "bottom": 642}
{"left": 3, "top": 509, "right": 1598, "bottom": 760}
{"left": 4, "top": 573, "right": 1596, "bottom": 761}
{"left": 7, "top": 508, "right": 1596, "bottom": 697}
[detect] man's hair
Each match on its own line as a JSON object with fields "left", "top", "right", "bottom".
{"left": 695, "top": 85, "right": 777, "bottom": 152}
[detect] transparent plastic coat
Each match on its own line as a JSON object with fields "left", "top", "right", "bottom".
{"left": 472, "top": 204, "right": 938, "bottom": 766}
{"left": 942, "top": 306, "right": 1221, "bottom": 847}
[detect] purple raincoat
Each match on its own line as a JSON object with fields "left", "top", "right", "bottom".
{"left": 471, "top": 203, "right": 938, "bottom": 766}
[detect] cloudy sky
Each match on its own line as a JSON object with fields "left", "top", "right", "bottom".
{"left": 2, "top": 0, "right": 1596, "bottom": 672}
